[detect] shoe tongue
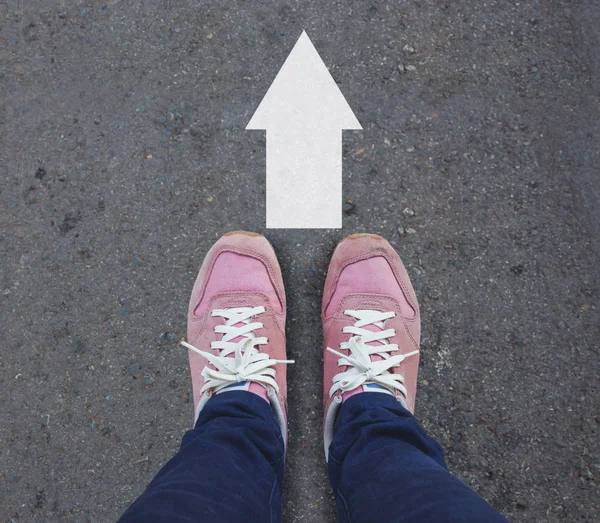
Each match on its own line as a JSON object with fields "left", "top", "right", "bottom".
{"left": 361, "top": 323, "right": 385, "bottom": 361}
{"left": 229, "top": 321, "right": 250, "bottom": 346}
{"left": 214, "top": 321, "right": 269, "bottom": 403}
{"left": 341, "top": 319, "right": 393, "bottom": 401}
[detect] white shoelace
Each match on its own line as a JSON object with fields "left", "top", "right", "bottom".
{"left": 326, "top": 309, "right": 419, "bottom": 398}
{"left": 180, "top": 306, "right": 294, "bottom": 395}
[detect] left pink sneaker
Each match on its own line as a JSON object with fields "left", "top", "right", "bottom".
{"left": 181, "top": 231, "right": 293, "bottom": 442}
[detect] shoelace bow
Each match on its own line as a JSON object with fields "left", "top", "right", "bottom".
{"left": 326, "top": 309, "right": 419, "bottom": 398}
{"left": 180, "top": 306, "right": 294, "bottom": 395}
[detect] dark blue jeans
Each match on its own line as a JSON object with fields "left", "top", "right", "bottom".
{"left": 119, "top": 392, "right": 508, "bottom": 522}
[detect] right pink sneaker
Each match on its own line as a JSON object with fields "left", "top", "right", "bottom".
{"left": 322, "top": 234, "right": 421, "bottom": 459}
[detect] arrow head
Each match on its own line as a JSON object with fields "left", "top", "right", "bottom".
{"left": 246, "top": 31, "right": 362, "bottom": 131}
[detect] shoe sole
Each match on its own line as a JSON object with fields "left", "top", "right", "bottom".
{"left": 343, "top": 233, "right": 385, "bottom": 241}
{"left": 223, "top": 230, "right": 263, "bottom": 237}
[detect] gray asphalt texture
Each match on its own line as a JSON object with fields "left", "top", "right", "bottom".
{"left": 1, "top": 1, "right": 599, "bottom": 521}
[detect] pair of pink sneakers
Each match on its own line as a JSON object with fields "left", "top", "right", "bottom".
{"left": 181, "top": 231, "right": 420, "bottom": 458}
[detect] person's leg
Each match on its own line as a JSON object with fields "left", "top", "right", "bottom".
{"left": 120, "top": 231, "right": 292, "bottom": 522}
{"left": 328, "top": 393, "right": 508, "bottom": 523}
{"left": 119, "top": 391, "right": 284, "bottom": 523}
{"left": 321, "top": 234, "right": 507, "bottom": 522}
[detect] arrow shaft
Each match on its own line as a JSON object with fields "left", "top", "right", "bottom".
{"left": 266, "top": 128, "right": 342, "bottom": 228}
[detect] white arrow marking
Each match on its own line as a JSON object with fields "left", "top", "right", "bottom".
{"left": 247, "top": 31, "right": 362, "bottom": 229}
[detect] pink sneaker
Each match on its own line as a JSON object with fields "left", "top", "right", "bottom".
{"left": 181, "top": 231, "right": 293, "bottom": 442}
{"left": 322, "top": 234, "right": 421, "bottom": 458}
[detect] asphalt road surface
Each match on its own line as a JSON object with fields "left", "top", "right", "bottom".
{"left": 1, "top": 1, "right": 599, "bottom": 521}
